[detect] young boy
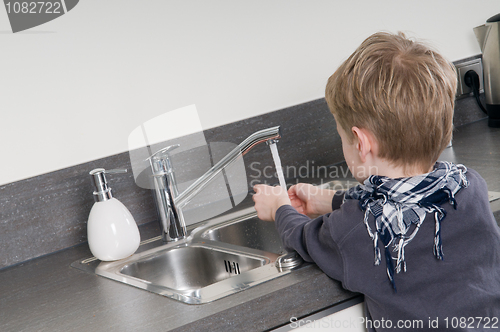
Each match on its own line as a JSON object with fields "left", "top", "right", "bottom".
{"left": 253, "top": 32, "right": 500, "bottom": 330}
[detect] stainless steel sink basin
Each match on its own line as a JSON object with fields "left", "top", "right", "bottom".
{"left": 119, "top": 245, "right": 267, "bottom": 291}
{"left": 201, "top": 214, "right": 285, "bottom": 255}
{"left": 72, "top": 206, "right": 302, "bottom": 304}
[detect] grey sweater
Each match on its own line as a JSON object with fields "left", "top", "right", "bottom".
{"left": 275, "top": 168, "right": 500, "bottom": 331}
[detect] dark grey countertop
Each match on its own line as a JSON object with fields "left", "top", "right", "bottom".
{"left": 440, "top": 119, "right": 500, "bottom": 221}
{"left": 1, "top": 118, "right": 498, "bottom": 332}
{"left": 0, "top": 234, "right": 357, "bottom": 332}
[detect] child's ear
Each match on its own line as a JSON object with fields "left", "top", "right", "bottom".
{"left": 351, "top": 127, "right": 377, "bottom": 163}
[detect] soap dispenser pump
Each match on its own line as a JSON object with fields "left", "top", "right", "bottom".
{"left": 87, "top": 168, "right": 140, "bottom": 261}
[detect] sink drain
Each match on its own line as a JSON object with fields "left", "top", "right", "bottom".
{"left": 224, "top": 260, "right": 241, "bottom": 274}
{"left": 276, "top": 251, "right": 303, "bottom": 271}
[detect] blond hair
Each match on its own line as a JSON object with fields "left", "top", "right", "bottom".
{"left": 325, "top": 32, "right": 457, "bottom": 172}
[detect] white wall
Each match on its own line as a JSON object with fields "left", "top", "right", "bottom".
{"left": 0, "top": 1, "right": 498, "bottom": 185}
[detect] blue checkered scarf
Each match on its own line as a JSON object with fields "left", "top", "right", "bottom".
{"left": 344, "top": 161, "right": 469, "bottom": 291}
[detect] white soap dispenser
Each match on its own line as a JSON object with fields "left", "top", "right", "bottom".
{"left": 87, "top": 168, "right": 140, "bottom": 261}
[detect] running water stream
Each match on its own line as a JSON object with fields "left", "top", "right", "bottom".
{"left": 268, "top": 141, "right": 287, "bottom": 189}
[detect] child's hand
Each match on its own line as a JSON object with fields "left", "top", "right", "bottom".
{"left": 288, "top": 183, "right": 314, "bottom": 216}
{"left": 288, "top": 183, "right": 335, "bottom": 218}
{"left": 252, "top": 184, "right": 291, "bottom": 221}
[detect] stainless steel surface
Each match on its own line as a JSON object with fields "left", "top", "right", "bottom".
{"left": 146, "top": 126, "right": 281, "bottom": 243}
{"left": 119, "top": 245, "right": 266, "bottom": 290}
{"left": 147, "top": 145, "right": 186, "bottom": 242}
{"left": 201, "top": 210, "right": 285, "bottom": 255}
{"left": 474, "top": 20, "right": 500, "bottom": 105}
{"left": 175, "top": 126, "right": 281, "bottom": 209}
{"left": 266, "top": 138, "right": 279, "bottom": 145}
{"left": 89, "top": 168, "right": 128, "bottom": 202}
{"left": 72, "top": 205, "right": 300, "bottom": 304}
{"left": 276, "top": 251, "right": 304, "bottom": 272}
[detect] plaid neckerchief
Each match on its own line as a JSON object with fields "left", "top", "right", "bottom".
{"left": 344, "top": 161, "right": 469, "bottom": 291}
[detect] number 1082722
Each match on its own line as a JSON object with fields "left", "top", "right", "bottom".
{"left": 5, "top": 2, "right": 62, "bottom": 14}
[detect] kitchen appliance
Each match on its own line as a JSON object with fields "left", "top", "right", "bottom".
{"left": 474, "top": 13, "right": 500, "bottom": 127}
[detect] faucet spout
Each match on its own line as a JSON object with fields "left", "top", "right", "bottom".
{"left": 175, "top": 126, "right": 281, "bottom": 209}
{"left": 148, "top": 126, "right": 281, "bottom": 242}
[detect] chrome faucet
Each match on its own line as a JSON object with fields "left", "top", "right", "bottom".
{"left": 148, "top": 126, "right": 281, "bottom": 242}
{"left": 147, "top": 144, "right": 185, "bottom": 242}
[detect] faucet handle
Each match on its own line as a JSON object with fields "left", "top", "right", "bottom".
{"left": 89, "top": 168, "right": 127, "bottom": 175}
{"left": 146, "top": 144, "right": 181, "bottom": 176}
{"left": 102, "top": 168, "right": 128, "bottom": 174}
{"left": 146, "top": 144, "right": 181, "bottom": 161}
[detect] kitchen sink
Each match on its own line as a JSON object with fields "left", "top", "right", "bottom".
{"left": 71, "top": 180, "right": 355, "bottom": 304}
{"left": 72, "top": 206, "right": 302, "bottom": 304}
